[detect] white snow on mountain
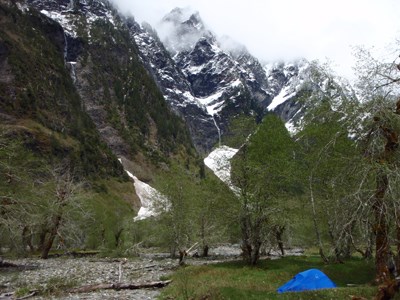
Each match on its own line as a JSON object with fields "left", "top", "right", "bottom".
{"left": 38, "top": 1, "right": 118, "bottom": 41}
{"left": 267, "top": 86, "right": 297, "bottom": 111}
{"left": 265, "top": 60, "right": 309, "bottom": 111}
{"left": 204, "top": 146, "right": 239, "bottom": 190}
{"left": 125, "top": 170, "right": 167, "bottom": 221}
{"left": 40, "top": 9, "right": 78, "bottom": 37}
{"left": 118, "top": 159, "right": 167, "bottom": 221}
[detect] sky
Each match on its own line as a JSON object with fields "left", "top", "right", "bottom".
{"left": 110, "top": 0, "right": 400, "bottom": 80}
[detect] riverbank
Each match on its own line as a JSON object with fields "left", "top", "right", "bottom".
{"left": 0, "top": 246, "right": 306, "bottom": 299}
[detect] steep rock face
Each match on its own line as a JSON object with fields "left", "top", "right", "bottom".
{"left": 24, "top": 0, "right": 195, "bottom": 175}
{"left": 161, "top": 8, "right": 270, "bottom": 119}
{"left": 128, "top": 20, "right": 218, "bottom": 153}
{"left": 0, "top": 1, "right": 124, "bottom": 177}
{"left": 265, "top": 61, "right": 356, "bottom": 133}
{"left": 131, "top": 8, "right": 272, "bottom": 152}
{"left": 151, "top": 8, "right": 355, "bottom": 146}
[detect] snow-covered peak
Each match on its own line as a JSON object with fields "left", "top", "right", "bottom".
{"left": 265, "top": 60, "right": 310, "bottom": 111}
{"left": 162, "top": 7, "right": 192, "bottom": 24}
{"left": 27, "top": 0, "right": 119, "bottom": 40}
{"left": 158, "top": 9, "right": 212, "bottom": 55}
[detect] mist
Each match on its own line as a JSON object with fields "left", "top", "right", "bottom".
{"left": 110, "top": 0, "right": 400, "bottom": 79}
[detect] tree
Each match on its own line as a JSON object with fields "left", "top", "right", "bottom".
{"left": 0, "top": 129, "right": 87, "bottom": 257}
{"left": 298, "top": 49, "right": 400, "bottom": 282}
{"left": 39, "top": 163, "right": 83, "bottom": 259}
{"left": 352, "top": 47, "right": 400, "bottom": 283}
{"left": 297, "top": 95, "right": 362, "bottom": 262}
{"left": 152, "top": 162, "right": 237, "bottom": 259}
{"left": 232, "top": 114, "right": 300, "bottom": 265}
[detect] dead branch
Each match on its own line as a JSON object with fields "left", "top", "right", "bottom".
{"left": 0, "top": 290, "right": 38, "bottom": 300}
{"left": 0, "top": 292, "right": 13, "bottom": 300}
{"left": 0, "top": 260, "right": 18, "bottom": 268}
{"left": 130, "top": 264, "right": 157, "bottom": 272}
{"left": 186, "top": 242, "right": 199, "bottom": 255}
{"left": 68, "top": 280, "right": 172, "bottom": 293}
{"left": 16, "top": 291, "right": 38, "bottom": 300}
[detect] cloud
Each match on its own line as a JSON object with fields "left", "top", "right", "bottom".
{"left": 110, "top": 0, "right": 400, "bottom": 79}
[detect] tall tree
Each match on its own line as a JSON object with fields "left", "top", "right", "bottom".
{"left": 353, "top": 47, "right": 400, "bottom": 283}
{"left": 232, "top": 114, "right": 300, "bottom": 265}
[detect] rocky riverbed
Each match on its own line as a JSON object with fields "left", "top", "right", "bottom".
{"left": 0, "top": 255, "right": 178, "bottom": 300}
{"left": 0, "top": 246, "right": 303, "bottom": 299}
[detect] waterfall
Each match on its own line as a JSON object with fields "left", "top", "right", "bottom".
{"left": 68, "top": 62, "right": 77, "bottom": 83}
{"left": 63, "top": 32, "right": 68, "bottom": 62}
{"left": 212, "top": 115, "right": 221, "bottom": 147}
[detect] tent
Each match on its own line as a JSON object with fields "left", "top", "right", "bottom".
{"left": 277, "top": 269, "right": 336, "bottom": 293}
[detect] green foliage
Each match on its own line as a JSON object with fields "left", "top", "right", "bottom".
{"left": 245, "top": 113, "right": 300, "bottom": 195}
{"left": 14, "top": 287, "right": 31, "bottom": 298}
{"left": 160, "top": 256, "right": 376, "bottom": 299}
{"left": 230, "top": 113, "right": 304, "bottom": 264}
{"left": 221, "top": 115, "right": 257, "bottom": 149}
{"left": 41, "top": 276, "right": 79, "bottom": 296}
{"left": 79, "top": 179, "right": 136, "bottom": 251}
{"left": 131, "top": 162, "right": 239, "bottom": 254}
{"left": 0, "top": 128, "right": 136, "bottom": 255}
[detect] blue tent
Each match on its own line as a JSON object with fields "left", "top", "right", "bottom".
{"left": 277, "top": 269, "right": 336, "bottom": 293}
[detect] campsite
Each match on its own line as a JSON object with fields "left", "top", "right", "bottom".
{"left": 0, "top": 247, "right": 383, "bottom": 299}
{"left": 160, "top": 252, "right": 379, "bottom": 299}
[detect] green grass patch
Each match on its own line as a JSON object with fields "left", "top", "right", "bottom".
{"left": 160, "top": 256, "right": 377, "bottom": 299}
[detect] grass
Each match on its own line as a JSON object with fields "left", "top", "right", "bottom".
{"left": 160, "top": 255, "right": 377, "bottom": 300}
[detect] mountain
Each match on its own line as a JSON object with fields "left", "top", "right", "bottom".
{"left": 129, "top": 19, "right": 218, "bottom": 153}
{"left": 20, "top": 0, "right": 196, "bottom": 175}
{"left": 6, "top": 0, "right": 356, "bottom": 186}
{"left": 131, "top": 8, "right": 355, "bottom": 153}
{"left": 133, "top": 8, "right": 271, "bottom": 153}
{"left": 0, "top": 0, "right": 124, "bottom": 177}
{"left": 1, "top": 0, "right": 199, "bottom": 229}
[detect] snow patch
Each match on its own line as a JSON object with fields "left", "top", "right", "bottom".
{"left": 267, "top": 86, "right": 296, "bottom": 111}
{"left": 118, "top": 159, "right": 167, "bottom": 221}
{"left": 204, "top": 146, "right": 239, "bottom": 190}
{"left": 40, "top": 10, "right": 78, "bottom": 37}
{"left": 285, "top": 120, "right": 296, "bottom": 135}
{"left": 197, "top": 90, "right": 225, "bottom": 115}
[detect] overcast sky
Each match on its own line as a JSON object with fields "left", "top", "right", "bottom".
{"left": 111, "top": 0, "right": 400, "bottom": 79}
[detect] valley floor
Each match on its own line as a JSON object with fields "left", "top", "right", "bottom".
{"left": 0, "top": 247, "right": 373, "bottom": 299}
{"left": 0, "top": 255, "right": 176, "bottom": 299}
{"left": 0, "top": 244, "right": 250, "bottom": 299}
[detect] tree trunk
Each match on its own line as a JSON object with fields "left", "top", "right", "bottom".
{"left": 41, "top": 215, "right": 61, "bottom": 259}
{"left": 373, "top": 172, "right": 390, "bottom": 284}
{"left": 365, "top": 227, "right": 374, "bottom": 259}
{"left": 38, "top": 228, "right": 47, "bottom": 252}
{"left": 202, "top": 245, "right": 209, "bottom": 257}
{"left": 396, "top": 208, "right": 400, "bottom": 273}
{"left": 22, "top": 226, "right": 34, "bottom": 253}
{"left": 240, "top": 212, "right": 252, "bottom": 263}
{"left": 309, "top": 176, "right": 328, "bottom": 263}
{"left": 115, "top": 228, "right": 124, "bottom": 247}
{"left": 275, "top": 225, "right": 285, "bottom": 256}
{"left": 178, "top": 250, "right": 187, "bottom": 266}
{"left": 372, "top": 100, "right": 400, "bottom": 282}
{"left": 250, "top": 241, "right": 261, "bottom": 265}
